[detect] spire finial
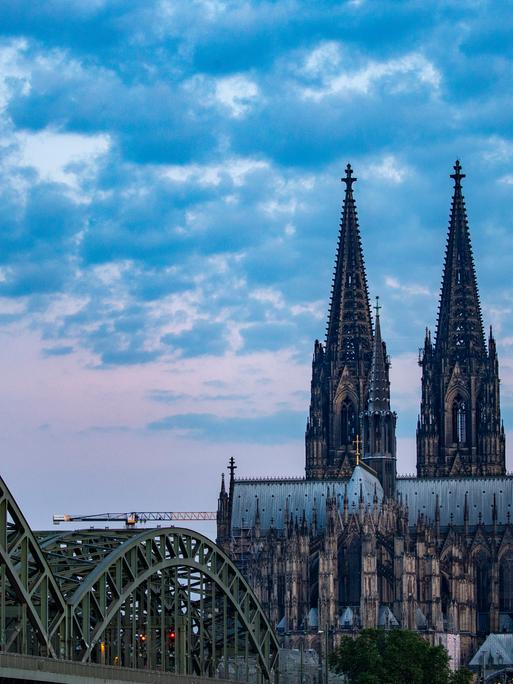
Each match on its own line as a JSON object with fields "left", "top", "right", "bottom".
{"left": 228, "top": 457, "right": 237, "bottom": 492}
{"left": 374, "top": 295, "right": 381, "bottom": 319}
{"left": 228, "top": 456, "right": 236, "bottom": 478}
{"left": 450, "top": 159, "right": 465, "bottom": 188}
{"left": 342, "top": 163, "right": 357, "bottom": 189}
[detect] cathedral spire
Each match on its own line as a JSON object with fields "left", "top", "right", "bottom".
{"left": 435, "top": 160, "right": 486, "bottom": 363}
{"left": 367, "top": 297, "right": 389, "bottom": 412}
{"left": 362, "top": 299, "right": 397, "bottom": 497}
{"left": 306, "top": 165, "right": 374, "bottom": 479}
{"left": 326, "top": 164, "right": 373, "bottom": 372}
{"left": 416, "top": 162, "right": 505, "bottom": 478}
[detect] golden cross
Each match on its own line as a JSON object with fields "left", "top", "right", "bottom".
{"left": 354, "top": 435, "right": 361, "bottom": 465}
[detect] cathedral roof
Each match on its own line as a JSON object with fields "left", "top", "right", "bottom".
{"left": 469, "top": 634, "right": 513, "bottom": 668}
{"left": 397, "top": 475, "right": 513, "bottom": 527}
{"left": 230, "top": 465, "right": 383, "bottom": 533}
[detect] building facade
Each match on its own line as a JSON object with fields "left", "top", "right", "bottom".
{"left": 217, "top": 162, "right": 513, "bottom": 663}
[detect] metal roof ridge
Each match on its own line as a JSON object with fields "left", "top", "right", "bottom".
{"left": 398, "top": 474, "right": 513, "bottom": 482}
{"left": 234, "top": 478, "right": 356, "bottom": 485}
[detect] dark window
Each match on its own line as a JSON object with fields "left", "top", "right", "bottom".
{"left": 339, "top": 540, "right": 361, "bottom": 607}
{"left": 452, "top": 396, "right": 467, "bottom": 444}
{"left": 341, "top": 399, "right": 356, "bottom": 445}
{"left": 500, "top": 552, "right": 513, "bottom": 612}
{"left": 475, "top": 551, "right": 490, "bottom": 633}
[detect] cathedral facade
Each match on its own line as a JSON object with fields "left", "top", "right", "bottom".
{"left": 216, "top": 162, "right": 513, "bottom": 663}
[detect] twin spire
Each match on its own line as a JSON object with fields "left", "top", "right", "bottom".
{"left": 326, "top": 164, "right": 373, "bottom": 373}
{"left": 307, "top": 159, "right": 497, "bottom": 482}
{"left": 327, "top": 164, "right": 389, "bottom": 408}
{"left": 435, "top": 159, "right": 486, "bottom": 362}
{"left": 329, "top": 158, "right": 486, "bottom": 377}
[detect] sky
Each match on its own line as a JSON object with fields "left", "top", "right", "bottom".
{"left": 1, "top": 0, "right": 513, "bottom": 536}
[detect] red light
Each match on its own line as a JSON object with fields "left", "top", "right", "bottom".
{"left": 168, "top": 631, "right": 176, "bottom": 640}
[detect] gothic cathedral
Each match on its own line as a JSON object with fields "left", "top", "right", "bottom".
{"left": 217, "top": 162, "right": 512, "bottom": 664}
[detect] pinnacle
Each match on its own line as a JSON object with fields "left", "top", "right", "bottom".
{"left": 435, "top": 162, "right": 486, "bottom": 362}
{"left": 367, "top": 297, "right": 390, "bottom": 412}
{"left": 325, "top": 164, "right": 373, "bottom": 372}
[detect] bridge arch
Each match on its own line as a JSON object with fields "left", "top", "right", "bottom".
{"left": 0, "top": 477, "right": 67, "bottom": 658}
{"left": 0, "top": 479, "right": 279, "bottom": 681}
{"left": 40, "top": 527, "right": 279, "bottom": 680}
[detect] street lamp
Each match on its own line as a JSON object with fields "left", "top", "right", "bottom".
{"left": 317, "top": 630, "right": 329, "bottom": 684}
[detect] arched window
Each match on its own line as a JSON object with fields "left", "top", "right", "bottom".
{"left": 441, "top": 573, "right": 450, "bottom": 626}
{"left": 475, "top": 550, "right": 490, "bottom": 633}
{"left": 341, "top": 399, "right": 356, "bottom": 445}
{"left": 339, "top": 540, "right": 361, "bottom": 607}
{"left": 500, "top": 552, "right": 513, "bottom": 613}
{"left": 452, "top": 397, "right": 467, "bottom": 444}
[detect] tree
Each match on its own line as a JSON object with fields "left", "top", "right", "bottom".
{"left": 329, "top": 629, "right": 470, "bottom": 684}
{"left": 449, "top": 669, "right": 473, "bottom": 684}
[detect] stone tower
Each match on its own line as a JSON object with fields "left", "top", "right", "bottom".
{"left": 305, "top": 164, "right": 373, "bottom": 479}
{"left": 362, "top": 298, "right": 397, "bottom": 497}
{"left": 417, "top": 161, "right": 505, "bottom": 477}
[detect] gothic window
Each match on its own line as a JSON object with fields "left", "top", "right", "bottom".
{"left": 339, "top": 541, "right": 361, "bottom": 607}
{"left": 452, "top": 396, "right": 467, "bottom": 444}
{"left": 500, "top": 552, "right": 513, "bottom": 613}
{"left": 374, "top": 422, "right": 381, "bottom": 453}
{"left": 441, "top": 573, "right": 450, "bottom": 623}
{"left": 475, "top": 551, "right": 491, "bottom": 633}
{"left": 341, "top": 399, "right": 356, "bottom": 445}
{"left": 309, "top": 553, "right": 319, "bottom": 610}
{"left": 344, "top": 337, "right": 356, "bottom": 363}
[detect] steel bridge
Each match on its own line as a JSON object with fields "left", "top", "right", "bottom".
{"left": 0, "top": 476, "right": 279, "bottom": 681}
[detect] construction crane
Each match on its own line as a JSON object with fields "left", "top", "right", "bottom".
{"left": 53, "top": 511, "right": 217, "bottom": 527}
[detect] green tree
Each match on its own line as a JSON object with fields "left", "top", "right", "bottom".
{"left": 449, "top": 668, "right": 473, "bottom": 684}
{"left": 329, "top": 629, "right": 456, "bottom": 684}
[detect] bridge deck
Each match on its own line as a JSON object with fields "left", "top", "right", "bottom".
{"left": 0, "top": 652, "right": 240, "bottom": 684}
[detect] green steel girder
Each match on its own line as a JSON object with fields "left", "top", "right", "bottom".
{"left": 36, "top": 530, "right": 136, "bottom": 599}
{"left": 0, "top": 478, "right": 67, "bottom": 657}
{"left": 0, "top": 481, "right": 279, "bottom": 681}
{"left": 63, "top": 528, "right": 279, "bottom": 679}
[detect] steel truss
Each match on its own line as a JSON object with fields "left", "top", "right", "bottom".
{"left": 0, "top": 478, "right": 279, "bottom": 681}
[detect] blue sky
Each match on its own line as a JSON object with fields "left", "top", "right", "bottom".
{"left": 1, "top": 0, "right": 513, "bottom": 531}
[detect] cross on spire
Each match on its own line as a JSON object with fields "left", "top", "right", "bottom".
{"left": 341, "top": 163, "right": 357, "bottom": 189}
{"left": 354, "top": 435, "right": 361, "bottom": 465}
{"left": 374, "top": 295, "right": 381, "bottom": 318}
{"left": 450, "top": 159, "right": 465, "bottom": 188}
{"left": 228, "top": 457, "right": 237, "bottom": 480}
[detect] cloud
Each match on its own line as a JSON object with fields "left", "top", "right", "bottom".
{"left": 42, "top": 345, "right": 74, "bottom": 357}
{"left": 362, "top": 155, "right": 409, "bottom": 184}
{"left": 385, "top": 276, "right": 431, "bottom": 297}
{"left": 16, "top": 128, "right": 110, "bottom": 191}
{"left": 147, "top": 410, "right": 305, "bottom": 444}
{"left": 300, "top": 51, "right": 441, "bottom": 101}
{"left": 162, "top": 321, "right": 229, "bottom": 357}
{"left": 214, "top": 74, "right": 260, "bottom": 117}
{"left": 1, "top": 1, "right": 513, "bottom": 525}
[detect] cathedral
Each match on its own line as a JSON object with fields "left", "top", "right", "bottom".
{"left": 216, "top": 161, "right": 513, "bottom": 664}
